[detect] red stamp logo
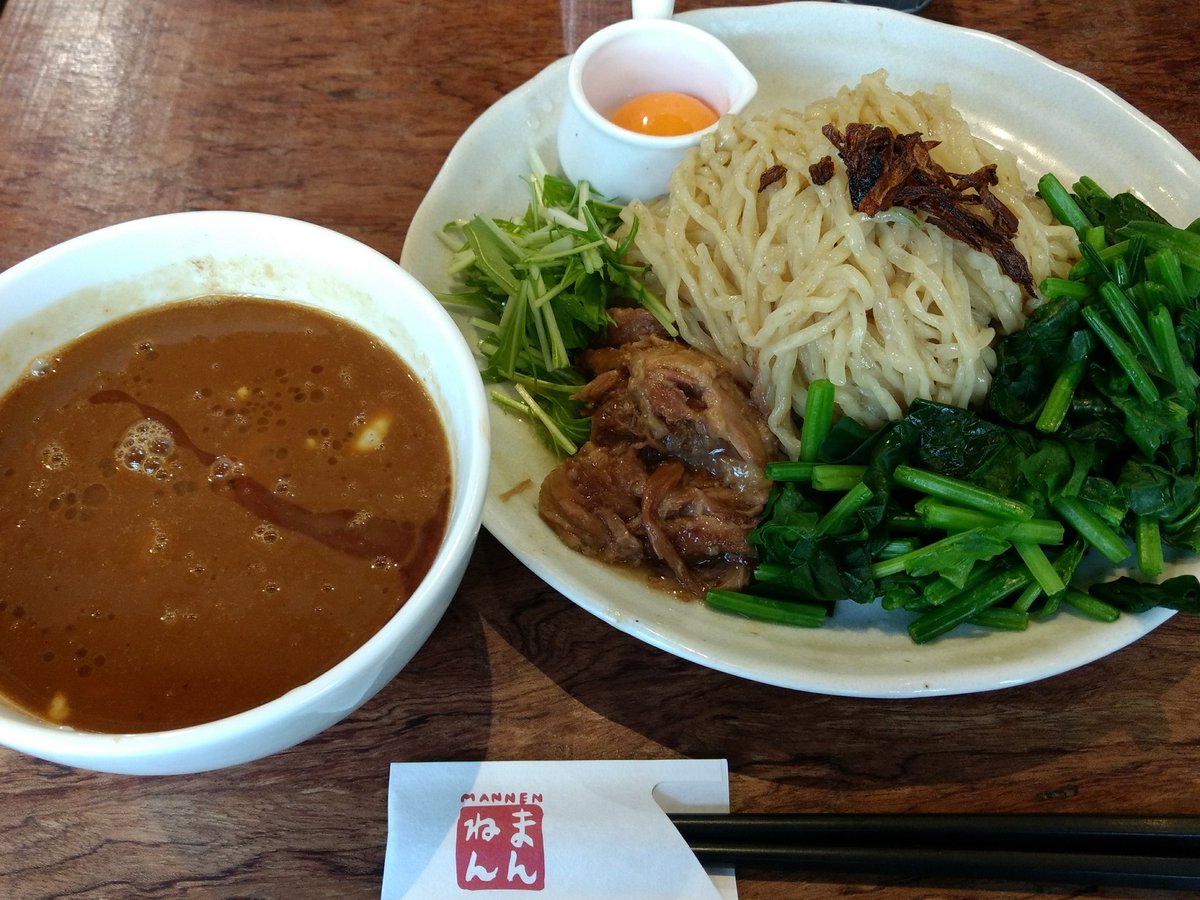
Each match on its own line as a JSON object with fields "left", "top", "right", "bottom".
{"left": 456, "top": 795, "right": 545, "bottom": 891}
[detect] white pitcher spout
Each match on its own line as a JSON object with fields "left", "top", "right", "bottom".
{"left": 728, "top": 58, "right": 758, "bottom": 115}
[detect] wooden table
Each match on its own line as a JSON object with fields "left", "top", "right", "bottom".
{"left": 2, "top": 1, "right": 1198, "bottom": 897}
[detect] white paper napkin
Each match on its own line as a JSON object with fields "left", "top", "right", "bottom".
{"left": 383, "top": 758, "right": 735, "bottom": 899}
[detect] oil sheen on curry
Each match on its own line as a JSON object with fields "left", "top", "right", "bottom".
{"left": 0, "top": 297, "right": 451, "bottom": 733}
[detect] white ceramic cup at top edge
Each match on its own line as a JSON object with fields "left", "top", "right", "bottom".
{"left": 557, "top": 17, "right": 758, "bottom": 201}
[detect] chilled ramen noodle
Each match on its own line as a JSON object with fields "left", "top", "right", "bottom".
{"left": 623, "top": 71, "right": 1079, "bottom": 458}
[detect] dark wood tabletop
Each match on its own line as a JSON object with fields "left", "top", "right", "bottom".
{"left": 2, "top": 1, "right": 1199, "bottom": 897}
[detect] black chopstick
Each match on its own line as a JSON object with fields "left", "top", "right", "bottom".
{"left": 683, "top": 843, "right": 1200, "bottom": 890}
{"left": 670, "top": 814, "right": 1200, "bottom": 889}
{"left": 670, "top": 813, "right": 1200, "bottom": 854}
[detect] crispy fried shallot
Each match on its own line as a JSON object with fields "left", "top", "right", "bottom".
{"left": 822, "top": 122, "right": 1036, "bottom": 295}
{"left": 808, "top": 155, "right": 835, "bottom": 186}
{"left": 758, "top": 164, "right": 787, "bottom": 193}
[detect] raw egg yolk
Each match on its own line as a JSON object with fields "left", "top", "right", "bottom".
{"left": 608, "top": 92, "right": 719, "bottom": 137}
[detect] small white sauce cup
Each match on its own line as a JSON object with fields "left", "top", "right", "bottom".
{"left": 557, "top": 13, "right": 758, "bottom": 201}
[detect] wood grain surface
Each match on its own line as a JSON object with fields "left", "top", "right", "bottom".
{"left": 2, "top": 1, "right": 1199, "bottom": 898}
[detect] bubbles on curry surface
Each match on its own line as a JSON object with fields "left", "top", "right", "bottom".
{"left": 97, "top": 360, "right": 379, "bottom": 490}
{"left": 115, "top": 417, "right": 175, "bottom": 478}
{"left": 46, "top": 482, "right": 109, "bottom": 522}
{"left": 0, "top": 594, "right": 112, "bottom": 683}
{"left": 252, "top": 522, "right": 280, "bottom": 545}
{"left": 146, "top": 522, "right": 169, "bottom": 555}
{"left": 0, "top": 299, "right": 452, "bottom": 732}
{"left": 28, "top": 356, "right": 57, "bottom": 379}
{"left": 40, "top": 442, "right": 70, "bottom": 471}
{"left": 207, "top": 455, "right": 244, "bottom": 484}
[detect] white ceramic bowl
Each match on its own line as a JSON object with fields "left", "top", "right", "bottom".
{"left": 557, "top": 16, "right": 757, "bottom": 200}
{"left": 0, "top": 211, "right": 490, "bottom": 774}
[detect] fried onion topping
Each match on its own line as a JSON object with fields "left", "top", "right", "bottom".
{"left": 808, "top": 155, "right": 835, "bottom": 186}
{"left": 758, "top": 163, "right": 787, "bottom": 192}
{"left": 822, "top": 122, "right": 1036, "bottom": 295}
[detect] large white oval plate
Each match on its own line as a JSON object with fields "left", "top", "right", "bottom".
{"left": 402, "top": 2, "right": 1200, "bottom": 697}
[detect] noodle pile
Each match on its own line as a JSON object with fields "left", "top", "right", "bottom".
{"left": 623, "top": 71, "right": 1079, "bottom": 458}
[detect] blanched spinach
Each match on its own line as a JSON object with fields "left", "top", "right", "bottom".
{"left": 720, "top": 173, "right": 1200, "bottom": 642}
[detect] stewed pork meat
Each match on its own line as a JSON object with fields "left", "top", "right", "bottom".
{"left": 538, "top": 308, "right": 779, "bottom": 595}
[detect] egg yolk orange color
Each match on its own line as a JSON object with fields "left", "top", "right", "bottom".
{"left": 608, "top": 92, "right": 719, "bottom": 137}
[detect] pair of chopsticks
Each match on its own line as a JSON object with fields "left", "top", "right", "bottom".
{"left": 669, "top": 813, "right": 1200, "bottom": 889}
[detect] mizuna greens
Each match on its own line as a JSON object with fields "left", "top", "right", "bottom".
{"left": 718, "top": 174, "right": 1200, "bottom": 642}
{"left": 436, "top": 163, "right": 672, "bottom": 455}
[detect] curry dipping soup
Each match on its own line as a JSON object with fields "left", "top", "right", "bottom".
{"left": 0, "top": 296, "right": 451, "bottom": 733}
